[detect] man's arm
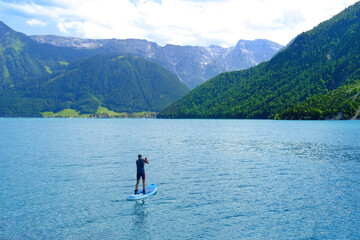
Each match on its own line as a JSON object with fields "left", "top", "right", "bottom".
{"left": 145, "top": 158, "right": 150, "bottom": 164}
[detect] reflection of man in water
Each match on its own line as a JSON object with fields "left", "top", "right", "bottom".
{"left": 135, "top": 154, "right": 149, "bottom": 195}
{"left": 133, "top": 200, "right": 147, "bottom": 233}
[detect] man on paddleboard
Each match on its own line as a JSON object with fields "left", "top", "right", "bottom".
{"left": 135, "top": 154, "right": 149, "bottom": 195}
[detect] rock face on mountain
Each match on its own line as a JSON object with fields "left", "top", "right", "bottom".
{"left": 30, "top": 35, "right": 283, "bottom": 88}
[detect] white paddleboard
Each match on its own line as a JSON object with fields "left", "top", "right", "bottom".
{"left": 127, "top": 184, "right": 157, "bottom": 201}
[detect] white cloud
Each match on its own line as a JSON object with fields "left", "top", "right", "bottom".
{"left": 1, "top": 0, "right": 359, "bottom": 46}
{"left": 26, "top": 19, "right": 47, "bottom": 27}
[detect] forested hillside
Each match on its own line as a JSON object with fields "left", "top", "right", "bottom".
{"left": 0, "top": 55, "right": 189, "bottom": 117}
{"left": 0, "top": 21, "right": 85, "bottom": 88}
{"left": 158, "top": 2, "right": 360, "bottom": 119}
{"left": 278, "top": 81, "right": 360, "bottom": 120}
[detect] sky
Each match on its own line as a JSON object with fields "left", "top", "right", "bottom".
{"left": 0, "top": 0, "right": 358, "bottom": 47}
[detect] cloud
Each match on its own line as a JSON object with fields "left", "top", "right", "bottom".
{"left": 1, "top": 0, "right": 358, "bottom": 46}
{"left": 26, "top": 19, "right": 47, "bottom": 27}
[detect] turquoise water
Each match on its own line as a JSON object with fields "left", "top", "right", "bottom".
{"left": 1, "top": 119, "right": 360, "bottom": 239}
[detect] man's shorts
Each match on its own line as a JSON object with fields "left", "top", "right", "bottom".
{"left": 137, "top": 172, "right": 146, "bottom": 180}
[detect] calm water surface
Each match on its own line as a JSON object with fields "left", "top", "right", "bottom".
{"left": 1, "top": 119, "right": 360, "bottom": 239}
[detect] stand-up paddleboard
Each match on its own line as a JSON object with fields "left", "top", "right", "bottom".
{"left": 127, "top": 184, "right": 157, "bottom": 201}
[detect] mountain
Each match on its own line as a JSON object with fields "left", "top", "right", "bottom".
{"left": 157, "top": 2, "right": 360, "bottom": 119}
{"left": 30, "top": 35, "right": 283, "bottom": 89}
{"left": 0, "top": 22, "right": 86, "bottom": 88}
{"left": 0, "top": 22, "right": 190, "bottom": 117}
{"left": 0, "top": 55, "right": 190, "bottom": 117}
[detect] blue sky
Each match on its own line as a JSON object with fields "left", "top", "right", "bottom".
{"left": 0, "top": 0, "right": 358, "bottom": 47}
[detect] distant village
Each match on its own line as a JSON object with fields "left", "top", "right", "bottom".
{"left": 89, "top": 112, "right": 157, "bottom": 119}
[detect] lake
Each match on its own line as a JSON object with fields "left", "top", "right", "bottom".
{"left": 1, "top": 119, "right": 360, "bottom": 239}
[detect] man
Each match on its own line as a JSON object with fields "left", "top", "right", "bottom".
{"left": 135, "top": 154, "right": 149, "bottom": 195}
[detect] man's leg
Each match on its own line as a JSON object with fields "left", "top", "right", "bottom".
{"left": 135, "top": 179, "right": 140, "bottom": 194}
{"left": 142, "top": 172, "right": 146, "bottom": 193}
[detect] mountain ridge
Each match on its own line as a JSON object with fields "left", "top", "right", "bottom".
{"left": 30, "top": 35, "right": 283, "bottom": 88}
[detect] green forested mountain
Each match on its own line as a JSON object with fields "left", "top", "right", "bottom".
{"left": 158, "top": 2, "right": 360, "bottom": 119}
{"left": 278, "top": 81, "right": 360, "bottom": 120}
{"left": 0, "top": 21, "right": 86, "bottom": 88}
{"left": 0, "top": 21, "right": 189, "bottom": 117}
{"left": 0, "top": 55, "right": 189, "bottom": 117}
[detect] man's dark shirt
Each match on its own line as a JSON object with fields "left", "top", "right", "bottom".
{"left": 136, "top": 159, "right": 146, "bottom": 173}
